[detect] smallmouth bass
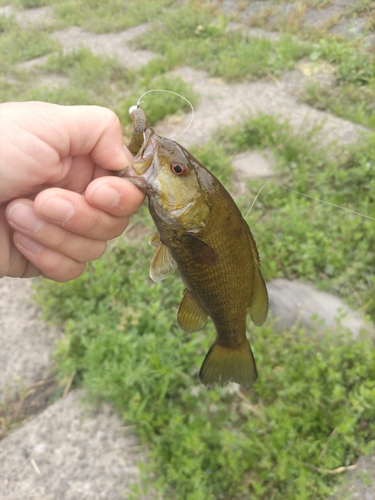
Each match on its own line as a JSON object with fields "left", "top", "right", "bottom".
{"left": 122, "top": 108, "right": 268, "bottom": 387}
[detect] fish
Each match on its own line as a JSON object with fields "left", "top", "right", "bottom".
{"left": 121, "top": 107, "right": 268, "bottom": 387}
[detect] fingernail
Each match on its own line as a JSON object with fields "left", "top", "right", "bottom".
{"left": 90, "top": 184, "right": 121, "bottom": 209}
{"left": 14, "top": 233, "right": 43, "bottom": 253}
{"left": 8, "top": 204, "right": 44, "bottom": 233}
{"left": 40, "top": 197, "right": 75, "bottom": 224}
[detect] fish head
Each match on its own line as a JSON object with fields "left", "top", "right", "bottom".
{"left": 124, "top": 129, "right": 212, "bottom": 228}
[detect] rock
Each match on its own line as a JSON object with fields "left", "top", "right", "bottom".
{"left": 0, "top": 390, "right": 144, "bottom": 500}
{"left": 232, "top": 149, "right": 275, "bottom": 178}
{"left": 267, "top": 279, "right": 373, "bottom": 339}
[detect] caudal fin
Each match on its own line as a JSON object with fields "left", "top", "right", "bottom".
{"left": 199, "top": 340, "right": 257, "bottom": 388}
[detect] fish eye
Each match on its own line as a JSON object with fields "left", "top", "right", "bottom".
{"left": 170, "top": 163, "right": 188, "bottom": 176}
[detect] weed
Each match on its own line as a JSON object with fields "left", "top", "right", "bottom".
{"left": 0, "top": 17, "right": 57, "bottom": 72}
{"left": 35, "top": 113, "right": 375, "bottom": 498}
{"left": 49, "top": 0, "right": 174, "bottom": 33}
{"left": 134, "top": 3, "right": 310, "bottom": 81}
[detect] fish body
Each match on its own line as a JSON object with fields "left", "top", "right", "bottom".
{"left": 123, "top": 127, "right": 268, "bottom": 387}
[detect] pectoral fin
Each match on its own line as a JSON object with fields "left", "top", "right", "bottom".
{"left": 150, "top": 241, "right": 177, "bottom": 282}
{"left": 178, "top": 290, "right": 208, "bottom": 333}
{"left": 149, "top": 232, "right": 160, "bottom": 248}
{"left": 183, "top": 232, "right": 218, "bottom": 265}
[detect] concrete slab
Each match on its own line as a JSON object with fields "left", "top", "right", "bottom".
{"left": 0, "top": 390, "right": 144, "bottom": 500}
{"left": 51, "top": 25, "right": 155, "bottom": 70}
{"left": 155, "top": 67, "right": 367, "bottom": 148}
{"left": 0, "top": 278, "right": 59, "bottom": 402}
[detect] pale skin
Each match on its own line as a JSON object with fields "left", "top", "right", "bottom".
{"left": 0, "top": 101, "right": 145, "bottom": 281}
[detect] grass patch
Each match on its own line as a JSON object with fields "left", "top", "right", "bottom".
{"left": 134, "top": 4, "right": 310, "bottom": 81}
{"left": 301, "top": 80, "right": 375, "bottom": 129}
{"left": 216, "top": 114, "right": 375, "bottom": 313}
{"left": 0, "top": 15, "right": 57, "bottom": 73}
{"left": 300, "top": 38, "right": 375, "bottom": 129}
{"left": 35, "top": 115, "right": 375, "bottom": 497}
{"left": 3, "top": 0, "right": 375, "bottom": 496}
{"left": 49, "top": 0, "right": 175, "bottom": 33}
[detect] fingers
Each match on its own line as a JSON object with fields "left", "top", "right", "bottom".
{"left": 5, "top": 178, "right": 144, "bottom": 282}
{"left": 12, "top": 232, "right": 86, "bottom": 282}
{"left": 8, "top": 201, "right": 107, "bottom": 262}
{"left": 32, "top": 178, "right": 144, "bottom": 240}
{"left": 85, "top": 176, "right": 145, "bottom": 217}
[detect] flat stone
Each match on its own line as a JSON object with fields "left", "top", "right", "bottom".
{"left": 238, "top": 1, "right": 275, "bottom": 22}
{"left": 0, "top": 278, "right": 59, "bottom": 401}
{"left": 0, "top": 6, "right": 55, "bottom": 27}
{"left": 0, "top": 6, "right": 13, "bottom": 17}
{"left": 304, "top": 7, "right": 344, "bottom": 29}
{"left": 155, "top": 67, "right": 368, "bottom": 149}
{"left": 51, "top": 24, "right": 155, "bottom": 70}
{"left": 219, "top": 0, "right": 242, "bottom": 17}
{"left": 365, "top": 32, "right": 375, "bottom": 48}
{"left": 331, "top": 17, "right": 368, "bottom": 38}
{"left": 241, "top": 26, "right": 282, "bottom": 42}
{"left": 232, "top": 150, "right": 275, "bottom": 178}
{"left": 331, "top": 0, "right": 357, "bottom": 6}
{"left": 267, "top": 279, "right": 374, "bottom": 339}
{"left": 268, "top": 3, "right": 299, "bottom": 25}
{"left": 0, "top": 390, "right": 144, "bottom": 499}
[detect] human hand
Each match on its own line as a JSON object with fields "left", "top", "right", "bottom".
{"left": 0, "top": 101, "right": 144, "bottom": 281}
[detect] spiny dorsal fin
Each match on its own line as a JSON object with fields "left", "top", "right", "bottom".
{"left": 150, "top": 241, "right": 177, "bottom": 283}
{"left": 178, "top": 290, "right": 208, "bottom": 333}
{"left": 243, "top": 221, "right": 269, "bottom": 325}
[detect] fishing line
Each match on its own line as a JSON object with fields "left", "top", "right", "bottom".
{"left": 245, "top": 181, "right": 375, "bottom": 222}
{"left": 135, "top": 89, "right": 195, "bottom": 140}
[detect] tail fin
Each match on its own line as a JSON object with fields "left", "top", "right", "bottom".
{"left": 199, "top": 340, "right": 257, "bottom": 388}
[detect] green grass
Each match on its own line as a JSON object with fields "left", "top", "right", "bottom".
{"left": 0, "top": 15, "right": 57, "bottom": 72}
{"left": 2, "top": 0, "right": 375, "bottom": 497}
{"left": 49, "top": 0, "right": 174, "bottom": 33}
{"left": 216, "top": 114, "right": 375, "bottom": 314}
{"left": 133, "top": 4, "right": 310, "bottom": 81}
{"left": 35, "top": 114, "right": 375, "bottom": 498}
{"left": 300, "top": 38, "right": 375, "bottom": 129}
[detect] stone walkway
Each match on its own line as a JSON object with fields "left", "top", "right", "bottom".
{"left": 1, "top": 2, "right": 374, "bottom": 499}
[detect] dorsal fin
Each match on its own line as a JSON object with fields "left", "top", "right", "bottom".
{"left": 244, "top": 221, "right": 269, "bottom": 325}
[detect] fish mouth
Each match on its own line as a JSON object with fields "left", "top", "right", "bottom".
{"left": 119, "top": 129, "right": 159, "bottom": 193}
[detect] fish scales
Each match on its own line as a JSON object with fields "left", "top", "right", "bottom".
{"left": 122, "top": 107, "right": 268, "bottom": 388}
